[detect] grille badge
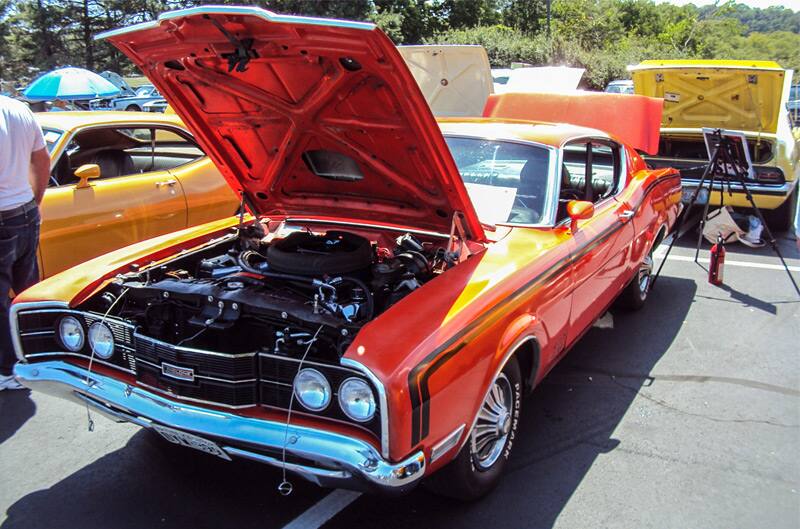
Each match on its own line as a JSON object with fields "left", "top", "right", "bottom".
{"left": 162, "top": 362, "right": 195, "bottom": 382}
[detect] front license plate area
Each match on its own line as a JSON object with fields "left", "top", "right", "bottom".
{"left": 153, "top": 424, "right": 231, "bottom": 461}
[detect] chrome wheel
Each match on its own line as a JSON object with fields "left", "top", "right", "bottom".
{"left": 637, "top": 254, "right": 654, "bottom": 297}
{"left": 471, "top": 373, "right": 513, "bottom": 470}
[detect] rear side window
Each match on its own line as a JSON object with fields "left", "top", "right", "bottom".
{"left": 558, "top": 139, "right": 622, "bottom": 221}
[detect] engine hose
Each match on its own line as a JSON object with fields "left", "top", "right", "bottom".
{"left": 328, "top": 276, "right": 374, "bottom": 321}
{"left": 237, "top": 251, "right": 319, "bottom": 285}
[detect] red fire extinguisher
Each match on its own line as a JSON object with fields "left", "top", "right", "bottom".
{"left": 709, "top": 233, "right": 726, "bottom": 285}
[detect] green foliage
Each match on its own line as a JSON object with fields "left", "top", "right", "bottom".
{"left": 0, "top": 0, "right": 798, "bottom": 92}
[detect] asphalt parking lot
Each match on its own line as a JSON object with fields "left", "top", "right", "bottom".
{"left": 1, "top": 232, "right": 798, "bottom": 529}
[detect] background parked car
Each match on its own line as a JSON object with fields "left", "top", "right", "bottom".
{"left": 35, "top": 110, "right": 239, "bottom": 277}
{"left": 630, "top": 60, "right": 799, "bottom": 231}
{"left": 91, "top": 84, "right": 163, "bottom": 111}
{"left": 605, "top": 80, "right": 634, "bottom": 94}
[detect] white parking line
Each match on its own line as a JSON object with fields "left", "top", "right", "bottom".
{"left": 281, "top": 490, "right": 362, "bottom": 529}
{"left": 659, "top": 253, "right": 800, "bottom": 272}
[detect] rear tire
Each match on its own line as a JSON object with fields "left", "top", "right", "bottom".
{"left": 125, "top": 104, "right": 140, "bottom": 112}
{"left": 618, "top": 246, "right": 654, "bottom": 311}
{"left": 424, "top": 357, "right": 522, "bottom": 501}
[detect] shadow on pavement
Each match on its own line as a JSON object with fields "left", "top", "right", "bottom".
{"left": 326, "top": 275, "right": 698, "bottom": 529}
{"left": 2, "top": 276, "right": 697, "bottom": 529}
{"left": 0, "top": 389, "right": 34, "bottom": 446}
{"left": 1, "top": 428, "right": 325, "bottom": 529}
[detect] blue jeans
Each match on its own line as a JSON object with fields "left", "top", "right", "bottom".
{"left": 0, "top": 207, "right": 40, "bottom": 376}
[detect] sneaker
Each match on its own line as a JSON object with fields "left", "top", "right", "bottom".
{"left": 0, "top": 374, "right": 24, "bottom": 391}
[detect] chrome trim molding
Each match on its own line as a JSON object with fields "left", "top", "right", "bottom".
{"left": 430, "top": 424, "right": 466, "bottom": 464}
{"left": 680, "top": 178, "right": 795, "bottom": 196}
{"left": 258, "top": 352, "right": 361, "bottom": 373}
{"left": 136, "top": 381, "right": 257, "bottom": 409}
{"left": 134, "top": 333, "right": 257, "bottom": 359}
{"left": 15, "top": 360, "right": 424, "bottom": 493}
{"left": 19, "top": 330, "right": 55, "bottom": 337}
{"left": 340, "top": 357, "right": 390, "bottom": 460}
{"left": 23, "top": 352, "right": 136, "bottom": 375}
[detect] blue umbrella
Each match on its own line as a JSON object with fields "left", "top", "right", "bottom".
{"left": 23, "top": 67, "right": 121, "bottom": 101}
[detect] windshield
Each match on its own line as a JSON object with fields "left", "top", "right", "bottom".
{"left": 41, "top": 127, "right": 63, "bottom": 153}
{"left": 444, "top": 136, "right": 552, "bottom": 225}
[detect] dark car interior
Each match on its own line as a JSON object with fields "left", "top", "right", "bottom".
{"left": 557, "top": 140, "right": 622, "bottom": 222}
{"left": 50, "top": 126, "right": 205, "bottom": 186}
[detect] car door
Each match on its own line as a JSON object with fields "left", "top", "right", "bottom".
{"left": 38, "top": 125, "right": 189, "bottom": 277}
{"left": 561, "top": 139, "right": 635, "bottom": 346}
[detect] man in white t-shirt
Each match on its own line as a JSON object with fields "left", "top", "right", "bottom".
{"left": 0, "top": 95, "right": 50, "bottom": 390}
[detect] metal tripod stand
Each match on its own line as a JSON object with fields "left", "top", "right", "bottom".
{"left": 652, "top": 129, "right": 799, "bottom": 296}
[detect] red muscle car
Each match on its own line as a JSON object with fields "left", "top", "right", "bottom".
{"left": 11, "top": 7, "right": 680, "bottom": 499}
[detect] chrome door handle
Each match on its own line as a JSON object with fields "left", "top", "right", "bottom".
{"left": 155, "top": 179, "right": 177, "bottom": 188}
{"left": 618, "top": 210, "right": 635, "bottom": 221}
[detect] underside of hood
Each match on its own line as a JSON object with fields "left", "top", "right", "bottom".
{"left": 629, "top": 60, "right": 788, "bottom": 133}
{"left": 99, "top": 6, "right": 483, "bottom": 240}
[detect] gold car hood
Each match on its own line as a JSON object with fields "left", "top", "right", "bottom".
{"left": 630, "top": 60, "right": 789, "bottom": 133}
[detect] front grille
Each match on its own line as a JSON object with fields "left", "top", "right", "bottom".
{"left": 137, "top": 361, "right": 257, "bottom": 408}
{"left": 17, "top": 308, "right": 381, "bottom": 443}
{"left": 17, "top": 310, "right": 136, "bottom": 373}
{"left": 134, "top": 335, "right": 257, "bottom": 381}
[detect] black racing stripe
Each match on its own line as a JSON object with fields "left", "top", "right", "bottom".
{"left": 407, "top": 174, "right": 679, "bottom": 446}
{"left": 410, "top": 221, "right": 619, "bottom": 445}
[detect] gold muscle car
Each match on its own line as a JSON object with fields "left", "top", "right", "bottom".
{"left": 36, "top": 111, "right": 239, "bottom": 277}
{"left": 630, "top": 60, "right": 799, "bottom": 230}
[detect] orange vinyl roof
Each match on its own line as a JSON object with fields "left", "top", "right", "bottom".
{"left": 482, "top": 91, "right": 664, "bottom": 154}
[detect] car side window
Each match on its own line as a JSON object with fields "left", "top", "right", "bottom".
{"left": 50, "top": 126, "right": 205, "bottom": 186}
{"left": 557, "top": 139, "right": 622, "bottom": 222}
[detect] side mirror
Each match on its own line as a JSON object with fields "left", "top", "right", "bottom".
{"left": 567, "top": 200, "right": 594, "bottom": 232}
{"left": 74, "top": 164, "right": 101, "bottom": 189}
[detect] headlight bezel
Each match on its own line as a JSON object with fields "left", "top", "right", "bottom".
{"left": 57, "top": 315, "right": 85, "bottom": 352}
{"left": 87, "top": 321, "right": 115, "bottom": 359}
{"left": 338, "top": 376, "right": 377, "bottom": 423}
{"left": 293, "top": 368, "right": 332, "bottom": 412}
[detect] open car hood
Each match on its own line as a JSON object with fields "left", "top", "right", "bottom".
{"left": 483, "top": 91, "right": 663, "bottom": 154}
{"left": 629, "top": 60, "right": 789, "bottom": 133}
{"left": 99, "top": 6, "right": 483, "bottom": 240}
{"left": 397, "top": 45, "right": 493, "bottom": 117}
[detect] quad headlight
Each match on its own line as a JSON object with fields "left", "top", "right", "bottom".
{"left": 58, "top": 316, "right": 84, "bottom": 352}
{"left": 338, "top": 377, "right": 376, "bottom": 422}
{"left": 293, "top": 368, "right": 331, "bottom": 411}
{"left": 88, "top": 322, "right": 115, "bottom": 359}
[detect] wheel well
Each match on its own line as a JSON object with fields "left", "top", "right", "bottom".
{"left": 512, "top": 337, "right": 540, "bottom": 393}
{"left": 654, "top": 224, "right": 668, "bottom": 249}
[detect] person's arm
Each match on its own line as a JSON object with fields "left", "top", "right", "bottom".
{"left": 29, "top": 147, "right": 50, "bottom": 205}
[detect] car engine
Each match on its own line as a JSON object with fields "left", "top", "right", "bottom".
{"left": 91, "top": 222, "right": 455, "bottom": 363}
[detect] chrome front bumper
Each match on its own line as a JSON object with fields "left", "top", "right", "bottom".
{"left": 14, "top": 361, "right": 425, "bottom": 494}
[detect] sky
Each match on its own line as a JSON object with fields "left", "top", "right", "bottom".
{"left": 658, "top": 0, "right": 798, "bottom": 8}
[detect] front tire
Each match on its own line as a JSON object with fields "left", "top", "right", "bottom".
{"left": 125, "top": 104, "right": 140, "bottom": 112}
{"left": 425, "top": 357, "right": 522, "bottom": 501}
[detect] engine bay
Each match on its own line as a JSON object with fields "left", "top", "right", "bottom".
{"left": 89, "top": 221, "right": 464, "bottom": 363}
